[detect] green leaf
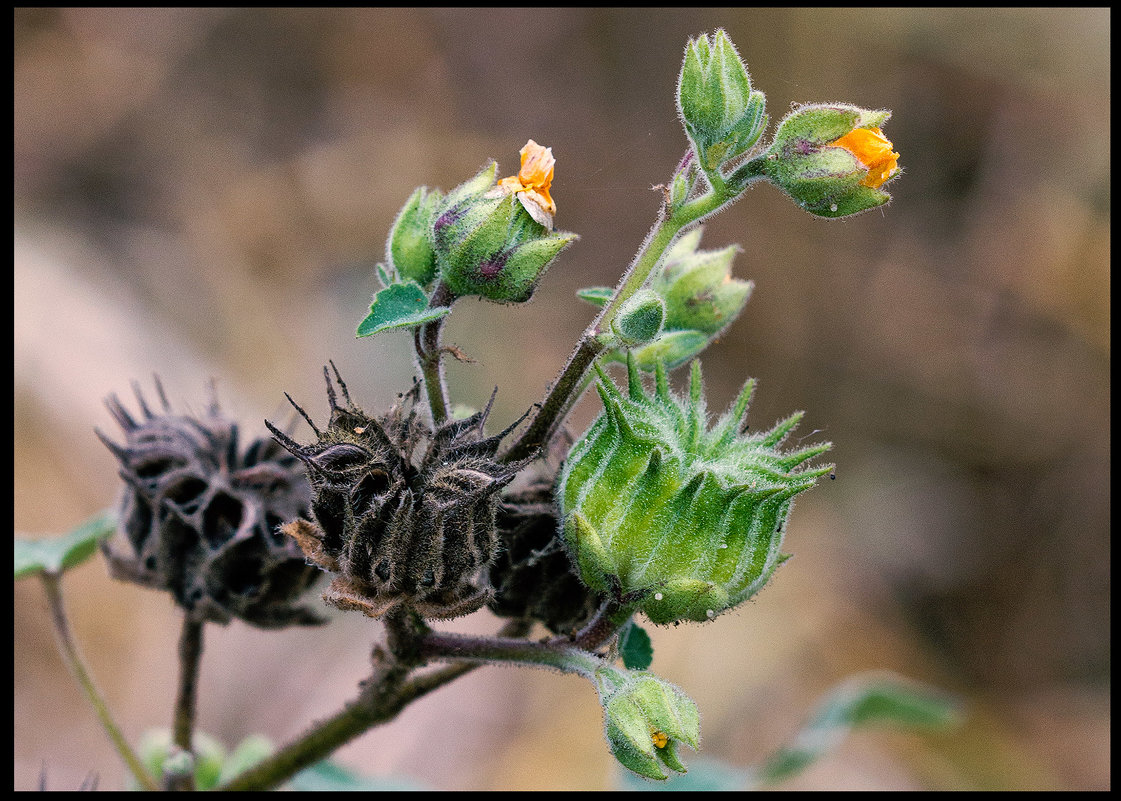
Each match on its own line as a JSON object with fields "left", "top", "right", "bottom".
{"left": 287, "top": 760, "right": 425, "bottom": 791}
{"left": 356, "top": 281, "right": 451, "bottom": 338}
{"left": 14, "top": 509, "right": 116, "bottom": 580}
{"left": 216, "top": 735, "right": 275, "bottom": 786}
{"left": 753, "top": 672, "right": 961, "bottom": 786}
{"left": 619, "top": 621, "right": 654, "bottom": 670}
{"left": 577, "top": 286, "right": 614, "bottom": 307}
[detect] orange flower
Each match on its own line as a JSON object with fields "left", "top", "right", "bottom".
{"left": 829, "top": 127, "right": 899, "bottom": 189}
{"left": 496, "top": 139, "right": 557, "bottom": 228}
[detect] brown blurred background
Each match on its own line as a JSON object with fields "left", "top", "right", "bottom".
{"left": 14, "top": 8, "right": 1109, "bottom": 791}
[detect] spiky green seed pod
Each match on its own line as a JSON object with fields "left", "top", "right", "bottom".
{"left": 558, "top": 356, "right": 832, "bottom": 625}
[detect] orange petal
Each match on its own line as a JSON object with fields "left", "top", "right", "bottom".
{"left": 830, "top": 127, "right": 899, "bottom": 188}
{"left": 518, "top": 139, "right": 556, "bottom": 194}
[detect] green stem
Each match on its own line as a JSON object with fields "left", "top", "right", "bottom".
{"left": 415, "top": 281, "right": 455, "bottom": 425}
{"left": 216, "top": 618, "right": 530, "bottom": 792}
{"left": 167, "top": 616, "right": 204, "bottom": 791}
{"left": 39, "top": 572, "right": 159, "bottom": 792}
{"left": 418, "top": 598, "right": 636, "bottom": 678}
{"left": 501, "top": 176, "right": 737, "bottom": 464}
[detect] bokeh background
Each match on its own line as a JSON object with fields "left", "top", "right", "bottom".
{"left": 14, "top": 8, "right": 1109, "bottom": 791}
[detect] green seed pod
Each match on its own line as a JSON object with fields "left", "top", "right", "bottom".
{"left": 558, "top": 356, "right": 832, "bottom": 625}
{"left": 387, "top": 186, "right": 442, "bottom": 287}
{"left": 677, "top": 29, "right": 767, "bottom": 170}
{"left": 596, "top": 667, "right": 700, "bottom": 781}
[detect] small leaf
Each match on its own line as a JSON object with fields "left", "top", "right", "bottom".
{"left": 14, "top": 509, "right": 116, "bottom": 580}
{"left": 577, "top": 286, "right": 614, "bottom": 307}
{"left": 216, "top": 735, "right": 274, "bottom": 786}
{"left": 619, "top": 621, "right": 654, "bottom": 670}
{"left": 753, "top": 672, "right": 961, "bottom": 786}
{"left": 356, "top": 281, "right": 451, "bottom": 338}
{"left": 287, "top": 760, "right": 425, "bottom": 792}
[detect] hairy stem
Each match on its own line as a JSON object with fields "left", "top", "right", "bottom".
{"left": 415, "top": 281, "right": 455, "bottom": 426}
{"left": 502, "top": 174, "right": 738, "bottom": 464}
{"left": 216, "top": 617, "right": 528, "bottom": 791}
{"left": 166, "top": 617, "right": 204, "bottom": 790}
{"left": 39, "top": 572, "right": 159, "bottom": 792}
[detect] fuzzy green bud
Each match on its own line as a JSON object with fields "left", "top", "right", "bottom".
{"left": 610, "top": 227, "right": 752, "bottom": 371}
{"left": 387, "top": 186, "right": 441, "bottom": 286}
{"left": 559, "top": 357, "right": 832, "bottom": 625}
{"left": 677, "top": 29, "right": 767, "bottom": 171}
{"left": 596, "top": 667, "right": 700, "bottom": 781}
{"left": 433, "top": 162, "right": 576, "bottom": 303}
{"left": 763, "top": 104, "right": 900, "bottom": 218}
{"left": 612, "top": 290, "right": 666, "bottom": 347}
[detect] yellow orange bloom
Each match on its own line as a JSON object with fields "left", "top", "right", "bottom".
{"left": 829, "top": 127, "right": 899, "bottom": 189}
{"left": 495, "top": 139, "right": 557, "bottom": 228}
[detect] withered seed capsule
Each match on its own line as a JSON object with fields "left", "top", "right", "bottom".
{"left": 97, "top": 379, "right": 322, "bottom": 628}
{"left": 268, "top": 363, "right": 526, "bottom": 620}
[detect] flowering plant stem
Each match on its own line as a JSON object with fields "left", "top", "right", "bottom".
{"left": 414, "top": 281, "right": 455, "bottom": 425}
{"left": 216, "top": 599, "right": 631, "bottom": 791}
{"left": 502, "top": 163, "right": 760, "bottom": 464}
{"left": 39, "top": 571, "right": 160, "bottom": 792}
{"left": 167, "top": 617, "right": 204, "bottom": 791}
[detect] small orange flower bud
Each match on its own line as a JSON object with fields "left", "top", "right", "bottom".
{"left": 829, "top": 127, "right": 899, "bottom": 189}
{"left": 495, "top": 139, "right": 557, "bottom": 227}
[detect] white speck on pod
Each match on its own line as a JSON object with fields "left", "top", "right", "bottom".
{"left": 654, "top": 592, "right": 664, "bottom": 601}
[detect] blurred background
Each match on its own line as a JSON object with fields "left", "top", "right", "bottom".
{"left": 14, "top": 8, "right": 1109, "bottom": 791}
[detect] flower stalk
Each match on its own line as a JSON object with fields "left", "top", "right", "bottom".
{"left": 39, "top": 571, "right": 159, "bottom": 792}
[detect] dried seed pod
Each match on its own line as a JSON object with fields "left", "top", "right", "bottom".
{"left": 97, "top": 379, "right": 322, "bottom": 628}
{"left": 487, "top": 475, "right": 601, "bottom": 635}
{"left": 268, "top": 364, "right": 526, "bottom": 620}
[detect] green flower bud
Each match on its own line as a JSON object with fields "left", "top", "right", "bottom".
{"left": 763, "top": 104, "right": 900, "bottom": 218}
{"left": 387, "top": 186, "right": 441, "bottom": 287}
{"left": 612, "top": 290, "right": 665, "bottom": 347}
{"left": 609, "top": 227, "right": 752, "bottom": 371}
{"left": 433, "top": 160, "right": 576, "bottom": 303}
{"left": 596, "top": 667, "right": 700, "bottom": 781}
{"left": 677, "top": 29, "right": 767, "bottom": 170}
{"left": 559, "top": 357, "right": 832, "bottom": 625}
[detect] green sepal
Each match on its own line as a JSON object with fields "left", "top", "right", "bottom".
{"left": 356, "top": 281, "right": 451, "bottom": 338}
{"left": 387, "top": 186, "right": 442, "bottom": 287}
{"left": 14, "top": 509, "right": 116, "bottom": 580}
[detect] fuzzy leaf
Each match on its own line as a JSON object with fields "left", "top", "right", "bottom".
{"left": 356, "top": 282, "right": 450, "bottom": 338}
{"left": 619, "top": 621, "right": 654, "bottom": 670}
{"left": 14, "top": 509, "right": 116, "bottom": 580}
